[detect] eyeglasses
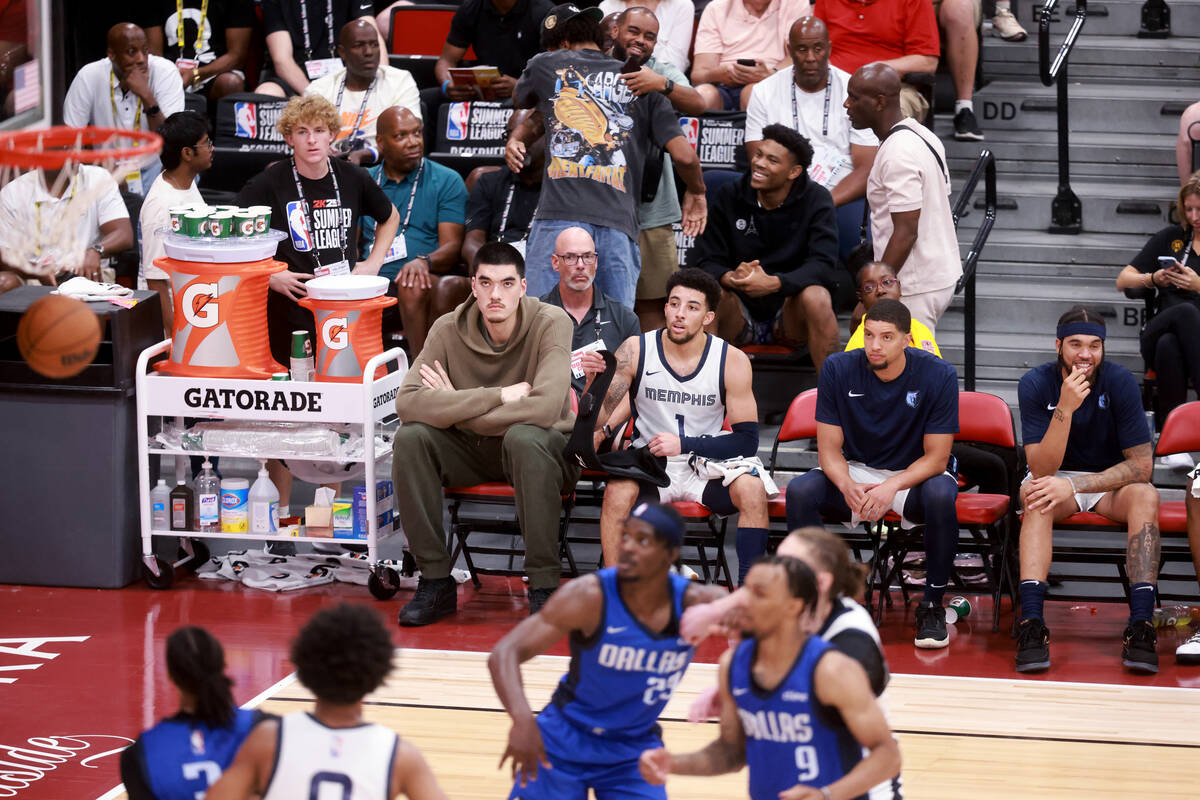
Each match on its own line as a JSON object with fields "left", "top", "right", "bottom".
{"left": 555, "top": 251, "right": 598, "bottom": 265}
{"left": 860, "top": 277, "right": 898, "bottom": 293}
{"left": 190, "top": 139, "right": 215, "bottom": 151}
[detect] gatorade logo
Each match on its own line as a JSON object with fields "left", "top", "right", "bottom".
{"left": 182, "top": 282, "right": 220, "bottom": 329}
{"left": 321, "top": 316, "right": 349, "bottom": 350}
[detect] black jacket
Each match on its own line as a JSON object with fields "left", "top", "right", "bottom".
{"left": 693, "top": 171, "right": 839, "bottom": 321}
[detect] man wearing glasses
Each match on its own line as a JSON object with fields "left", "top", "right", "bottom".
{"left": 541, "top": 226, "right": 640, "bottom": 395}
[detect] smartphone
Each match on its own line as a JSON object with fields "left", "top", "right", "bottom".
{"left": 620, "top": 55, "right": 641, "bottom": 74}
{"left": 1158, "top": 255, "right": 1180, "bottom": 270}
{"left": 736, "top": 58, "right": 757, "bottom": 67}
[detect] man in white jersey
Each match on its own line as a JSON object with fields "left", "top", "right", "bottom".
{"left": 207, "top": 603, "right": 446, "bottom": 800}
{"left": 595, "top": 267, "right": 773, "bottom": 584}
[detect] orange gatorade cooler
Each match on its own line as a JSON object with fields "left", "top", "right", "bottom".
{"left": 299, "top": 275, "right": 396, "bottom": 383}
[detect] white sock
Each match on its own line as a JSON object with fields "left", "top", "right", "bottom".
{"left": 995, "top": 0, "right": 1012, "bottom": 10}
{"left": 955, "top": 100, "right": 974, "bottom": 114}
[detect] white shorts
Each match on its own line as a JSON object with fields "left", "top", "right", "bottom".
{"left": 845, "top": 462, "right": 917, "bottom": 529}
{"left": 1021, "top": 469, "right": 1106, "bottom": 514}
{"left": 656, "top": 456, "right": 712, "bottom": 504}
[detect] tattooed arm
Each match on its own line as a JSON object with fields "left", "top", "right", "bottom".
{"left": 1071, "top": 443, "right": 1154, "bottom": 493}
{"left": 595, "top": 335, "right": 641, "bottom": 432}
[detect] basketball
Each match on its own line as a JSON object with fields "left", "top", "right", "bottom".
{"left": 17, "top": 294, "right": 102, "bottom": 379}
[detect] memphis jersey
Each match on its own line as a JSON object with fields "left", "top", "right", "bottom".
{"left": 630, "top": 330, "right": 727, "bottom": 447}
{"left": 262, "top": 712, "right": 398, "bottom": 800}
{"left": 135, "top": 708, "right": 260, "bottom": 799}
{"left": 549, "top": 567, "right": 693, "bottom": 738}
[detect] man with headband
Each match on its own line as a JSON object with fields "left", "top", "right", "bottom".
{"left": 488, "top": 502, "right": 726, "bottom": 800}
{"left": 1015, "top": 306, "right": 1160, "bottom": 674}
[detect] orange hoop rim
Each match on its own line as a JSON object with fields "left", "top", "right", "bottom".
{"left": 0, "top": 126, "right": 163, "bottom": 170}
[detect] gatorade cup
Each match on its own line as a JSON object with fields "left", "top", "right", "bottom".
{"left": 949, "top": 596, "right": 972, "bottom": 619}
{"left": 249, "top": 205, "right": 272, "bottom": 234}
{"left": 234, "top": 209, "right": 257, "bottom": 237}
{"left": 208, "top": 211, "right": 234, "bottom": 238}
{"left": 183, "top": 210, "right": 209, "bottom": 236}
{"left": 299, "top": 275, "right": 397, "bottom": 382}
{"left": 291, "top": 331, "right": 315, "bottom": 382}
{"left": 168, "top": 206, "right": 192, "bottom": 233}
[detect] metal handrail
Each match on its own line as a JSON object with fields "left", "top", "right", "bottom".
{"left": 952, "top": 150, "right": 997, "bottom": 393}
{"left": 1039, "top": 0, "right": 1087, "bottom": 84}
{"left": 1039, "top": 0, "right": 1087, "bottom": 233}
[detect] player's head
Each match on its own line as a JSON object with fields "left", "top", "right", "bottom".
{"left": 291, "top": 603, "right": 394, "bottom": 705}
{"left": 551, "top": 227, "right": 598, "bottom": 292}
{"left": 787, "top": 17, "right": 831, "bottom": 92}
{"left": 338, "top": 19, "right": 381, "bottom": 80}
{"left": 618, "top": 502, "right": 685, "bottom": 581}
{"left": 106, "top": 23, "right": 148, "bottom": 78}
{"left": 845, "top": 63, "right": 901, "bottom": 131}
{"left": 1055, "top": 305, "right": 1105, "bottom": 385}
{"left": 472, "top": 242, "right": 527, "bottom": 325}
{"left": 612, "top": 7, "right": 659, "bottom": 66}
{"left": 742, "top": 555, "right": 819, "bottom": 637}
{"left": 862, "top": 298, "right": 912, "bottom": 372}
{"left": 277, "top": 95, "right": 341, "bottom": 164}
{"left": 541, "top": 3, "right": 605, "bottom": 50}
{"left": 1179, "top": 169, "right": 1200, "bottom": 233}
{"left": 165, "top": 626, "right": 235, "bottom": 728}
{"left": 779, "top": 527, "right": 868, "bottom": 603}
{"left": 158, "top": 111, "right": 213, "bottom": 172}
{"left": 377, "top": 107, "right": 424, "bottom": 172}
{"left": 751, "top": 125, "right": 812, "bottom": 192}
{"left": 855, "top": 261, "right": 901, "bottom": 311}
{"left": 664, "top": 268, "right": 720, "bottom": 344}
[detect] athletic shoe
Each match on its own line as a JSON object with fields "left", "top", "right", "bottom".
{"left": 1157, "top": 452, "right": 1195, "bottom": 471}
{"left": 914, "top": 601, "right": 950, "bottom": 648}
{"left": 397, "top": 576, "right": 457, "bottom": 626}
{"left": 1122, "top": 621, "right": 1159, "bottom": 673}
{"left": 1015, "top": 617, "right": 1051, "bottom": 673}
{"left": 1176, "top": 629, "right": 1200, "bottom": 665}
{"left": 953, "top": 108, "right": 985, "bottom": 141}
{"left": 528, "top": 586, "right": 556, "bottom": 615}
{"left": 991, "top": 8, "right": 1028, "bottom": 41}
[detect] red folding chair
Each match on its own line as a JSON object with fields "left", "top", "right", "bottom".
{"left": 1154, "top": 401, "right": 1200, "bottom": 536}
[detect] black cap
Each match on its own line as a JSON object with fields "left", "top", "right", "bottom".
{"left": 542, "top": 3, "right": 604, "bottom": 32}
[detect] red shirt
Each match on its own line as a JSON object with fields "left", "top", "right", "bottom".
{"left": 815, "top": 0, "right": 940, "bottom": 75}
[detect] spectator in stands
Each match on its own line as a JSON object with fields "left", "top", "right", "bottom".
{"left": 1115, "top": 171, "right": 1200, "bottom": 470}
{"left": 432, "top": 0, "right": 554, "bottom": 103}
{"left": 745, "top": 16, "right": 878, "bottom": 261}
{"left": 1014, "top": 306, "right": 1161, "bottom": 675}
{"left": 541, "top": 226, "right": 641, "bottom": 395}
{"left": 463, "top": 116, "right": 543, "bottom": 267}
{"left": 846, "top": 261, "right": 939, "bottom": 357}
{"left": 991, "top": 0, "right": 1027, "bottom": 42}
{"left": 846, "top": 63, "right": 960, "bottom": 334}
{"left": 599, "top": 0, "right": 695, "bottom": 73}
{"left": 360, "top": 106, "right": 468, "bottom": 356}
{"left": 139, "top": 111, "right": 213, "bottom": 336}
{"left": 786, "top": 297, "right": 960, "bottom": 650}
{"left": 306, "top": 19, "right": 420, "bottom": 167}
{"left": 690, "top": 0, "right": 811, "bottom": 111}
{"left": 256, "top": 0, "right": 380, "bottom": 98}
{"left": 507, "top": 3, "right": 707, "bottom": 309}
{"left": 610, "top": 6, "right": 707, "bottom": 330}
{"left": 392, "top": 242, "right": 578, "bottom": 624}
{"left": 142, "top": 0, "right": 253, "bottom": 103}
{"left": 692, "top": 123, "right": 840, "bottom": 372}
{"left": 1176, "top": 101, "right": 1200, "bottom": 186}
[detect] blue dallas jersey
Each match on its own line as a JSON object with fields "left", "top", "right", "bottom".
{"left": 135, "top": 708, "right": 260, "bottom": 799}
{"left": 548, "top": 567, "right": 694, "bottom": 740}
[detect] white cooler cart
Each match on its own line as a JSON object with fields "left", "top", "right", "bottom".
{"left": 134, "top": 340, "right": 409, "bottom": 598}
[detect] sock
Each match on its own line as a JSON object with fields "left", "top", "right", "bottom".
{"left": 735, "top": 527, "right": 769, "bottom": 586}
{"left": 1020, "top": 580, "right": 1048, "bottom": 621}
{"left": 279, "top": 504, "right": 290, "bottom": 519}
{"left": 995, "top": 0, "right": 1012, "bottom": 11}
{"left": 1129, "top": 582, "right": 1157, "bottom": 625}
{"left": 955, "top": 99, "right": 974, "bottom": 114}
{"left": 922, "top": 582, "right": 947, "bottom": 606}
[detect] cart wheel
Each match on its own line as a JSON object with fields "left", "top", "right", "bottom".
{"left": 179, "top": 539, "right": 211, "bottom": 572}
{"left": 142, "top": 556, "right": 175, "bottom": 590}
{"left": 368, "top": 567, "right": 401, "bottom": 600}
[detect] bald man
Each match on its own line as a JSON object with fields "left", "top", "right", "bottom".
{"left": 361, "top": 107, "right": 469, "bottom": 355}
{"left": 845, "top": 64, "right": 959, "bottom": 334}
{"left": 306, "top": 19, "right": 421, "bottom": 166}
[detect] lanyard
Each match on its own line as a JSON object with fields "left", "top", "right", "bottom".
{"left": 378, "top": 159, "right": 424, "bottom": 236}
{"left": 176, "top": 0, "right": 209, "bottom": 57}
{"left": 498, "top": 178, "right": 516, "bottom": 234}
{"left": 591, "top": 305, "right": 603, "bottom": 343}
{"left": 299, "top": 0, "right": 335, "bottom": 62}
{"left": 335, "top": 72, "right": 378, "bottom": 139}
{"left": 109, "top": 70, "right": 143, "bottom": 130}
{"left": 291, "top": 157, "right": 346, "bottom": 267}
{"left": 791, "top": 69, "right": 831, "bottom": 138}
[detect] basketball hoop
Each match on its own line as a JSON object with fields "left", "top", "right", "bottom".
{"left": 0, "top": 126, "right": 163, "bottom": 278}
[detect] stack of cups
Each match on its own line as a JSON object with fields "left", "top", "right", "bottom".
{"left": 168, "top": 204, "right": 273, "bottom": 238}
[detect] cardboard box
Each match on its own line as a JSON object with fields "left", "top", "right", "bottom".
{"left": 332, "top": 499, "right": 353, "bottom": 531}
{"left": 304, "top": 505, "right": 333, "bottom": 537}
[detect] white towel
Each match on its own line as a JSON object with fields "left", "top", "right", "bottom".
{"left": 687, "top": 454, "right": 780, "bottom": 498}
{"left": 54, "top": 276, "right": 132, "bottom": 301}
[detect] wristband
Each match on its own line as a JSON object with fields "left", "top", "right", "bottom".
{"left": 144, "top": 104, "right": 161, "bottom": 116}
{"left": 821, "top": 788, "right": 833, "bottom": 800}
{"left": 441, "top": 79, "right": 451, "bottom": 97}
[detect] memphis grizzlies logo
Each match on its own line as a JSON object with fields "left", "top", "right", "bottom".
{"left": 906, "top": 390, "right": 921, "bottom": 408}
{"left": 1098, "top": 393, "right": 1109, "bottom": 409}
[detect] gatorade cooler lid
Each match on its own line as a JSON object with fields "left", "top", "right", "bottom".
{"left": 306, "top": 274, "right": 390, "bottom": 300}
{"left": 159, "top": 227, "right": 287, "bottom": 263}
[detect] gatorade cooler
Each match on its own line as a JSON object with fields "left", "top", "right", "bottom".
{"left": 299, "top": 275, "right": 396, "bottom": 383}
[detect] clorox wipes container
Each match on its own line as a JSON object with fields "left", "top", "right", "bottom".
{"left": 299, "top": 275, "right": 396, "bottom": 383}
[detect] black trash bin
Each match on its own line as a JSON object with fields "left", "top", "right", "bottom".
{"left": 0, "top": 287, "right": 163, "bottom": 588}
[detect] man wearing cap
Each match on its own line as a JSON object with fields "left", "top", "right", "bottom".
{"left": 489, "top": 501, "right": 727, "bottom": 800}
{"left": 1014, "top": 306, "right": 1161, "bottom": 675}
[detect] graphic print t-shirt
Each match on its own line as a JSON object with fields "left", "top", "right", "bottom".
{"left": 515, "top": 48, "right": 684, "bottom": 240}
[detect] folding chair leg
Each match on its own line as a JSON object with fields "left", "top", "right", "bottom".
{"left": 453, "top": 525, "right": 483, "bottom": 589}
{"left": 715, "top": 518, "right": 732, "bottom": 587}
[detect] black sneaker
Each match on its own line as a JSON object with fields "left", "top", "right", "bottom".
{"left": 528, "top": 586, "right": 556, "bottom": 615}
{"left": 1122, "top": 621, "right": 1159, "bottom": 673}
{"left": 397, "top": 576, "right": 457, "bottom": 627}
{"left": 953, "top": 107, "right": 984, "bottom": 141}
{"left": 1015, "top": 618, "right": 1051, "bottom": 673}
{"left": 914, "top": 601, "right": 949, "bottom": 649}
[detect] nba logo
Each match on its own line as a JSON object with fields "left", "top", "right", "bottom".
{"left": 446, "top": 102, "right": 471, "bottom": 140}
{"left": 234, "top": 102, "right": 257, "bottom": 138}
{"left": 679, "top": 117, "right": 699, "bottom": 150}
{"left": 286, "top": 200, "right": 314, "bottom": 251}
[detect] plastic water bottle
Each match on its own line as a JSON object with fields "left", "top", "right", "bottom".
{"left": 150, "top": 479, "right": 170, "bottom": 531}
{"left": 196, "top": 460, "right": 220, "bottom": 532}
{"left": 249, "top": 461, "right": 280, "bottom": 534}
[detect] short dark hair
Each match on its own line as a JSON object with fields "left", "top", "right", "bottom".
{"left": 158, "top": 111, "right": 210, "bottom": 171}
{"left": 863, "top": 297, "right": 911, "bottom": 334}
{"left": 665, "top": 267, "right": 721, "bottom": 312}
{"left": 472, "top": 241, "right": 525, "bottom": 277}
{"left": 752, "top": 554, "right": 819, "bottom": 607}
{"left": 854, "top": 260, "right": 896, "bottom": 288}
{"left": 166, "top": 626, "right": 235, "bottom": 728}
{"left": 291, "top": 603, "right": 394, "bottom": 704}
{"left": 760, "top": 124, "right": 814, "bottom": 170}
{"left": 1057, "top": 305, "right": 1106, "bottom": 329}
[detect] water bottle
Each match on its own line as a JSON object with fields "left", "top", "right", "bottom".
{"left": 196, "top": 460, "right": 221, "bottom": 532}
{"left": 170, "top": 480, "right": 194, "bottom": 531}
{"left": 150, "top": 479, "right": 170, "bottom": 530}
{"left": 249, "top": 460, "right": 280, "bottom": 534}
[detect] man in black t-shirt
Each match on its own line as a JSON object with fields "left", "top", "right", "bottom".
{"left": 463, "top": 115, "right": 544, "bottom": 267}
{"left": 429, "top": 0, "right": 554, "bottom": 102}
{"left": 255, "top": 0, "right": 380, "bottom": 97}
{"left": 142, "top": 0, "right": 254, "bottom": 102}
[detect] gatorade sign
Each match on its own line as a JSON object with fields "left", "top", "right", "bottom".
{"left": 181, "top": 282, "right": 220, "bottom": 329}
{"left": 321, "top": 316, "right": 349, "bottom": 350}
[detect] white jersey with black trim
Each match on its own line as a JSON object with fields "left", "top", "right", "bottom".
{"left": 262, "top": 711, "right": 398, "bottom": 800}
{"left": 630, "top": 329, "right": 728, "bottom": 447}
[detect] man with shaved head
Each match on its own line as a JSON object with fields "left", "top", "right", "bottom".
{"left": 306, "top": 19, "right": 421, "bottom": 166}
{"left": 845, "top": 63, "right": 959, "bottom": 334}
